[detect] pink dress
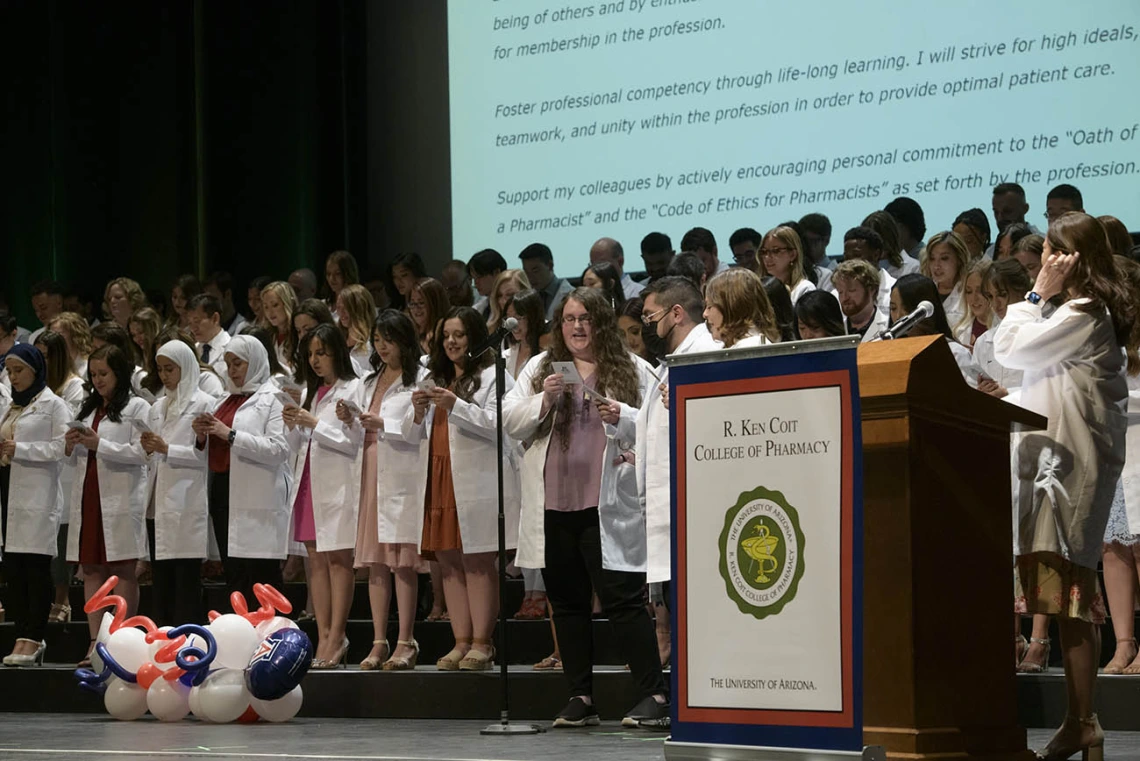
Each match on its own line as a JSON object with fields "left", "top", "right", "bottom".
{"left": 291, "top": 386, "right": 331, "bottom": 543}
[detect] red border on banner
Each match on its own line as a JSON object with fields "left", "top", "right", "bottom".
{"left": 675, "top": 370, "right": 855, "bottom": 728}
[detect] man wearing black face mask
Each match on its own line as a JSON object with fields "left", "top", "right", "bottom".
{"left": 634, "top": 277, "right": 721, "bottom": 676}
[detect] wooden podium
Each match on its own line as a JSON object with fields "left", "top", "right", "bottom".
{"left": 857, "top": 336, "right": 1045, "bottom": 761}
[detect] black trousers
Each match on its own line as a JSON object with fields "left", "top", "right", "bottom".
{"left": 541, "top": 508, "right": 665, "bottom": 702}
{"left": 2, "top": 466, "right": 53, "bottom": 642}
{"left": 151, "top": 559, "right": 203, "bottom": 625}
{"left": 208, "top": 470, "right": 283, "bottom": 607}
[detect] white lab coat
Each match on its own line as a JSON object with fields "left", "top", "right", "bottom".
{"left": 504, "top": 352, "right": 656, "bottom": 571}
{"left": 973, "top": 323, "right": 1024, "bottom": 393}
{"left": 355, "top": 367, "right": 430, "bottom": 545}
{"left": 408, "top": 365, "right": 520, "bottom": 555}
{"left": 146, "top": 390, "right": 215, "bottom": 559}
{"left": 132, "top": 368, "right": 155, "bottom": 404}
{"left": 199, "top": 371, "right": 227, "bottom": 399}
{"left": 286, "top": 378, "right": 364, "bottom": 552}
{"left": 198, "top": 329, "right": 231, "bottom": 379}
{"left": 947, "top": 339, "right": 983, "bottom": 389}
{"left": 0, "top": 385, "right": 10, "bottom": 423}
{"left": 67, "top": 397, "right": 152, "bottom": 563}
{"left": 56, "top": 377, "right": 86, "bottom": 528}
{"left": 634, "top": 327, "right": 721, "bottom": 583}
{"left": 349, "top": 346, "right": 371, "bottom": 378}
{"left": 58, "top": 376, "right": 85, "bottom": 413}
{"left": 942, "top": 282, "right": 966, "bottom": 328}
{"left": 3, "top": 389, "right": 71, "bottom": 555}
{"left": 789, "top": 278, "right": 815, "bottom": 307}
{"left": 831, "top": 269, "right": 895, "bottom": 318}
{"left": 994, "top": 299, "right": 1128, "bottom": 569}
{"left": 853, "top": 309, "right": 889, "bottom": 343}
{"left": 884, "top": 252, "right": 921, "bottom": 279}
{"left": 225, "top": 384, "right": 294, "bottom": 559}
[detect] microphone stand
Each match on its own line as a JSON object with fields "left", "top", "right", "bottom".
{"left": 476, "top": 334, "right": 543, "bottom": 736}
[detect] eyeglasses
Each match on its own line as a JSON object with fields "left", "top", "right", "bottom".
{"left": 641, "top": 308, "right": 666, "bottom": 326}
{"left": 759, "top": 247, "right": 792, "bottom": 257}
{"left": 408, "top": 301, "right": 426, "bottom": 311}
{"left": 561, "top": 314, "right": 593, "bottom": 325}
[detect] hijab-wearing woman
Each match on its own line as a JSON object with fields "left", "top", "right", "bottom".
{"left": 408, "top": 278, "right": 451, "bottom": 357}
{"left": 704, "top": 268, "right": 781, "bottom": 348}
{"left": 66, "top": 345, "right": 151, "bottom": 667}
{"left": 503, "top": 288, "right": 667, "bottom": 728}
{"left": 103, "top": 277, "right": 148, "bottom": 330}
{"left": 49, "top": 312, "right": 93, "bottom": 379}
{"left": 139, "top": 341, "right": 215, "bottom": 625}
{"left": 154, "top": 327, "right": 226, "bottom": 400}
{"left": 192, "top": 335, "right": 292, "bottom": 606}
{"left": 335, "top": 284, "right": 377, "bottom": 377}
{"left": 994, "top": 212, "right": 1135, "bottom": 760}
{"left": 34, "top": 330, "right": 85, "bottom": 624}
{"left": 410, "top": 307, "right": 519, "bottom": 672}
{"left": 921, "top": 230, "right": 971, "bottom": 329}
{"left": 340, "top": 310, "right": 428, "bottom": 671}
{"left": 0, "top": 344, "right": 71, "bottom": 665}
{"left": 169, "top": 274, "right": 202, "bottom": 331}
{"left": 283, "top": 324, "right": 362, "bottom": 669}
{"left": 758, "top": 225, "right": 815, "bottom": 306}
{"left": 261, "top": 281, "right": 298, "bottom": 373}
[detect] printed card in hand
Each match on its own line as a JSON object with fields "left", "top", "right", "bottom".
{"left": 130, "top": 418, "right": 153, "bottom": 434}
{"left": 274, "top": 391, "right": 299, "bottom": 408}
{"left": 67, "top": 421, "right": 88, "bottom": 431}
{"left": 551, "top": 361, "right": 584, "bottom": 384}
{"left": 416, "top": 379, "right": 438, "bottom": 392}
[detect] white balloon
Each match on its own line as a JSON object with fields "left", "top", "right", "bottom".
{"left": 147, "top": 678, "right": 191, "bottom": 722}
{"left": 188, "top": 683, "right": 203, "bottom": 717}
{"left": 106, "top": 628, "right": 151, "bottom": 674}
{"left": 250, "top": 685, "right": 303, "bottom": 723}
{"left": 91, "top": 612, "right": 114, "bottom": 673}
{"left": 196, "top": 668, "right": 251, "bottom": 724}
{"left": 255, "top": 616, "right": 298, "bottom": 641}
{"left": 104, "top": 677, "right": 148, "bottom": 721}
{"left": 207, "top": 615, "right": 259, "bottom": 670}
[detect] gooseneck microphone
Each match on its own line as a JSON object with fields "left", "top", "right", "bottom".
{"left": 877, "top": 300, "right": 935, "bottom": 340}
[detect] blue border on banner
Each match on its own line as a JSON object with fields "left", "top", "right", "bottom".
{"left": 668, "top": 346, "right": 864, "bottom": 753}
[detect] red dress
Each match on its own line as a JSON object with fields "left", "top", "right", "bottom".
{"left": 79, "top": 408, "right": 108, "bottom": 565}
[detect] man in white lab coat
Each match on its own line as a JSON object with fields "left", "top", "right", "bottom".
{"left": 629, "top": 277, "right": 722, "bottom": 675}
{"left": 833, "top": 259, "right": 889, "bottom": 342}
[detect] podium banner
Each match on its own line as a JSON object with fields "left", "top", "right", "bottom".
{"left": 669, "top": 338, "right": 863, "bottom": 753}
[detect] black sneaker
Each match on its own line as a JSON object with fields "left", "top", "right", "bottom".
{"left": 622, "top": 695, "right": 670, "bottom": 729}
{"left": 553, "top": 697, "right": 600, "bottom": 728}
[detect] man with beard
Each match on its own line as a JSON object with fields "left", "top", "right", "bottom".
{"left": 832, "top": 258, "right": 887, "bottom": 342}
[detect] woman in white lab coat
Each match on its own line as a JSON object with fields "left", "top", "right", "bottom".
{"left": 140, "top": 341, "right": 215, "bottom": 626}
{"left": 155, "top": 327, "right": 228, "bottom": 400}
{"left": 48, "top": 311, "right": 92, "bottom": 379}
{"left": 502, "top": 288, "right": 667, "bottom": 728}
{"left": 334, "top": 284, "right": 377, "bottom": 378}
{"left": 282, "top": 324, "right": 362, "bottom": 668}
{"left": 757, "top": 225, "right": 815, "bottom": 307}
{"left": 0, "top": 344, "right": 71, "bottom": 665}
{"left": 65, "top": 345, "right": 151, "bottom": 667}
{"left": 1100, "top": 256, "right": 1140, "bottom": 676}
{"left": 32, "top": 330, "right": 85, "bottom": 624}
{"left": 974, "top": 259, "right": 1032, "bottom": 400}
{"left": 261, "top": 281, "right": 297, "bottom": 374}
{"left": 92, "top": 322, "right": 153, "bottom": 403}
{"left": 994, "top": 212, "right": 1135, "bottom": 761}
{"left": 409, "top": 306, "right": 519, "bottom": 672}
{"left": 339, "top": 310, "right": 427, "bottom": 670}
{"left": 192, "top": 335, "right": 292, "bottom": 609}
{"left": 889, "top": 275, "right": 984, "bottom": 387}
{"left": 920, "top": 230, "right": 971, "bottom": 329}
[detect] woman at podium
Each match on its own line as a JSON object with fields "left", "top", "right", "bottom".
{"left": 994, "top": 212, "right": 1136, "bottom": 761}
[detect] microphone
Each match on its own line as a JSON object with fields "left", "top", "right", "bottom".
{"left": 878, "top": 300, "right": 934, "bottom": 340}
{"left": 469, "top": 317, "right": 519, "bottom": 358}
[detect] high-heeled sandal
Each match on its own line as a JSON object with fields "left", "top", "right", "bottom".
{"left": 1017, "top": 637, "right": 1050, "bottom": 673}
{"left": 1015, "top": 634, "right": 1029, "bottom": 665}
{"left": 458, "top": 638, "right": 495, "bottom": 671}
{"left": 48, "top": 603, "right": 72, "bottom": 624}
{"left": 533, "top": 654, "right": 562, "bottom": 671}
{"left": 1102, "top": 637, "right": 1137, "bottom": 674}
{"left": 1036, "top": 714, "right": 1104, "bottom": 761}
{"left": 312, "top": 637, "right": 350, "bottom": 670}
{"left": 382, "top": 639, "right": 420, "bottom": 671}
{"left": 436, "top": 637, "right": 472, "bottom": 671}
{"left": 4, "top": 639, "right": 46, "bottom": 667}
{"left": 359, "top": 640, "right": 389, "bottom": 671}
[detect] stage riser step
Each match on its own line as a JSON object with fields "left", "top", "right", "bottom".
{"left": 0, "top": 618, "right": 628, "bottom": 666}
{"left": 0, "top": 668, "right": 1137, "bottom": 729}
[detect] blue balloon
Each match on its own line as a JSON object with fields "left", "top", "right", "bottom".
{"left": 245, "top": 629, "right": 313, "bottom": 701}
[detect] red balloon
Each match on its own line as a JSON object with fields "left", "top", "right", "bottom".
{"left": 136, "top": 662, "right": 162, "bottom": 690}
{"left": 237, "top": 705, "right": 260, "bottom": 723}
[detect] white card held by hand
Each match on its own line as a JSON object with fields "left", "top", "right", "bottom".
{"left": 130, "top": 418, "right": 152, "bottom": 434}
{"left": 551, "top": 362, "right": 584, "bottom": 385}
{"left": 274, "top": 391, "right": 299, "bottom": 408}
{"left": 67, "top": 421, "right": 88, "bottom": 431}
{"left": 416, "top": 379, "right": 438, "bottom": 392}
{"left": 583, "top": 388, "right": 616, "bottom": 407}
{"left": 340, "top": 399, "right": 362, "bottom": 417}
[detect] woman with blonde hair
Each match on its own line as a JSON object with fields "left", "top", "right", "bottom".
{"left": 260, "top": 281, "right": 297, "bottom": 372}
{"left": 49, "top": 312, "right": 93, "bottom": 378}
{"left": 757, "top": 226, "right": 814, "bottom": 306}
{"left": 408, "top": 278, "right": 450, "bottom": 357}
{"left": 920, "top": 230, "right": 971, "bottom": 328}
{"left": 703, "top": 268, "right": 780, "bottom": 348}
{"left": 486, "top": 270, "right": 530, "bottom": 334}
{"left": 103, "top": 278, "right": 148, "bottom": 329}
{"left": 335, "top": 284, "right": 377, "bottom": 377}
{"left": 955, "top": 258, "right": 993, "bottom": 348}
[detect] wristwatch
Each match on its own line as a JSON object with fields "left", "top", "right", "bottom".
{"left": 228, "top": 430, "right": 237, "bottom": 444}
{"left": 1025, "top": 291, "right": 1043, "bottom": 305}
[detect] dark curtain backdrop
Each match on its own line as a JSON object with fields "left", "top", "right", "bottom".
{"left": 0, "top": 0, "right": 394, "bottom": 326}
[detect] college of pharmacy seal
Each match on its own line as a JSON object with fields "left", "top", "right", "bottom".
{"left": 718, "top": 486, "right": 805, "bottom": 620}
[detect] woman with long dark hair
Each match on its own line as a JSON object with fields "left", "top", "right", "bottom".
{"left": 66, "top": 345, "right": 151, "bottom": 667}
{"left": 410, "top": 307, "right": 519, "bottom": 672}
{"left": 581, "top": 262, "right": 626, "bottom": 311}
{"left": 503, "top": 288, "right": 667, "bottom": 728}
{"left": 283, "top": 324, "right": 362, "bottom": 668}
{"left": 994, "top": 213, "right": 1136, "bottom": 760}
{"left": 889, "top": 274, "right": 982, "bottom": 386}
{"left": 339, "top": 310, "right": 428, "bottom": 670}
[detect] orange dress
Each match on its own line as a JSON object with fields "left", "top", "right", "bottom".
{"left": 420, "top": 408, "right": 462, "bottom": 558}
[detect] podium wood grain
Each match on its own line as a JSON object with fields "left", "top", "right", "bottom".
{"left": 857, "top": 336, "right": 1043, "bottom": 761}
